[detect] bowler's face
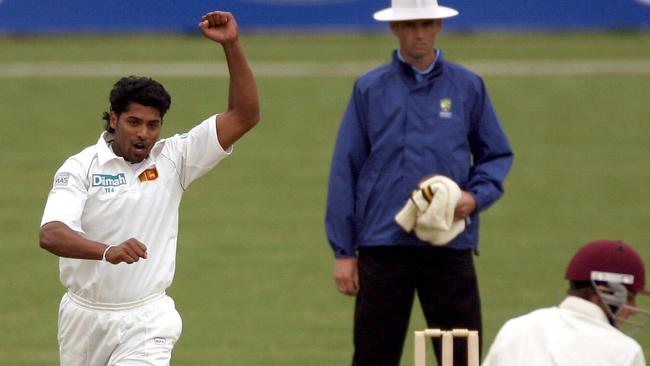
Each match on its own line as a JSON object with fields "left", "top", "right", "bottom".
{"left": 390, "top": 19, "right": 442, "bottom": 61}
{"left": 109, "top": 103, "right": 162, "bottom": 163}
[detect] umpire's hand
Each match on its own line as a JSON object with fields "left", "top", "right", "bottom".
{"left": 334, "top": 257, "right": 359, "bottom": 296}
{"left": 454, "top": 191, "right": 476, "bottom": 220}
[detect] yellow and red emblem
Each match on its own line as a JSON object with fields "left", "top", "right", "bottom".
{"left": 138, "top": 168, "right": 159, "bottom": 182}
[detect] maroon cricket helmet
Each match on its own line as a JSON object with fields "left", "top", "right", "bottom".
{"left": 565, "top": 239, "right": 649, "bottom": 295}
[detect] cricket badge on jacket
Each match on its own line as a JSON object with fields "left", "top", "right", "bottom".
{"left": 439, "top": 98, "right": 453, "bottom": 118}
{"left": 138, "top": 167, "right": 159, "bottom": 183}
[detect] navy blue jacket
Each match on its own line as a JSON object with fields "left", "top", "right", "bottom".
{"left": 326, "top": 51, "right": 513, "bottom": 258}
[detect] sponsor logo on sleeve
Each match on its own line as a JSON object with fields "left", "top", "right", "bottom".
{"left": 54, "top": 172, "right": 71, "bottom": 187}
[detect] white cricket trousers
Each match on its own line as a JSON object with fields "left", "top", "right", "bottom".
{"left": 58, "top": 291, "right": 183, "bottom": 366}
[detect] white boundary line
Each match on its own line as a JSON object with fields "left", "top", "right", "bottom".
{"left": 0, "top": 60, "right": 649, "bottom": 77}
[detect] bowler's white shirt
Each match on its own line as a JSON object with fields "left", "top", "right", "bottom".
{"left": 41, "top": 116, "right": 230, "bottom": 304}
{"left": 482, "top": 296, "right": 646, "bottom": 366}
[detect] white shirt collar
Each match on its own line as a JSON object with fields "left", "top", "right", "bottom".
{"left": 559, "top": 295, "right": 610, "bottom": 325}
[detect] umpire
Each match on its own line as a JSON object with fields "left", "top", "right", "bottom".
{"left": 325, "top": 0, "right": 513, "bottom": 365}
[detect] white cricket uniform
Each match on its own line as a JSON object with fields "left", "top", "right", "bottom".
{"left": 41, "top": 115, "right": 230, "bottom": 365}
{"left": 482, "top": 296, "right": 646, "bottom": 366}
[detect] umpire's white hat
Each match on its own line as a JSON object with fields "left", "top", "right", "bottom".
{"left": 373, "top": 0, "right": 459, "bottom": 22}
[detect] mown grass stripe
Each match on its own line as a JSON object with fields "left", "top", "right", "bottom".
{"left": 0, "top": 60, "right": 649, "bottom": 77}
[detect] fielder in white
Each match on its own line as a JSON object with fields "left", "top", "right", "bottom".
{"left": 39, "top": 10, "right": 259, "bottom": 365}
{"left": 482, "top": 239, "right": 649, "bottom": 366}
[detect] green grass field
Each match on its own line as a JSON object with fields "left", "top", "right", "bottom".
{"left": 1, "top": 31, "right": 649, "bottom": 365}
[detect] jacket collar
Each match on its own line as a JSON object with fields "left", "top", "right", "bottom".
{"left": 391, "top": 49, "right": 444, "bottom": 86}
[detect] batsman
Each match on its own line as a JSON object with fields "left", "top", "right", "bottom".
{"left": 39, "top": 11, "right": 259, "bottom": 365}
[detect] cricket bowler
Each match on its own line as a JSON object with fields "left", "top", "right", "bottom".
{"left": 39, "top": 10, "right": 259, "bottom": 365}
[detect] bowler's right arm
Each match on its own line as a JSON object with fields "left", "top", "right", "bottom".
{"left": 40, "top": 222, "right": 147, "bottom": 264}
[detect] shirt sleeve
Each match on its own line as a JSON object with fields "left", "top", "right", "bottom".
{"left": 325, "top": 82, "right": 369, "bottom": 258}
{"left": 466, "top": 78, "right": 514, "bottom": 211}
{"left": 481, "top": 319, "right": 520, "bottom": 366}
{"left": 40, "top": 158, "right": 88, "bottom": 233}
{"left": 628, "top": 346, "right": 646, "bottom": 366}
{"left": 165, "top": 115, "right": 232, "bottom": 189}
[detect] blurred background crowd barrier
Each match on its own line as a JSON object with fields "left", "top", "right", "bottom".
{"left": 1, "top": 0, "right": 649, "bottom": 34}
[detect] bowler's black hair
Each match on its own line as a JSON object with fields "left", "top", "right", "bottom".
{"left": 101, "top": 76, "right": 171, "bottom": 133}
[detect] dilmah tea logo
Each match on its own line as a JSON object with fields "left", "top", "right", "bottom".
{"left": 92, "top": 173, "right": 127, "bottom": 187}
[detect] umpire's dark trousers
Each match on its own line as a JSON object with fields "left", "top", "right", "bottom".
{"left": 352, "top": 245, "right": 482, "bottom": 366}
